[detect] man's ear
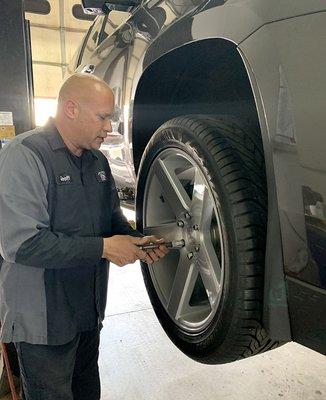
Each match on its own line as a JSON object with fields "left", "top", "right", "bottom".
{"left": 64, "top": 99, "right": 79, "bottom": 119}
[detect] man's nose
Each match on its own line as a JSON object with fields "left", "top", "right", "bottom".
{"left": 104, "top": 119, "right": 112, "bottom": 133}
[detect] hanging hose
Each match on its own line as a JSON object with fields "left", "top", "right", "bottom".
{"left": 1, "top": 342, "right": 19, "bottom": 400}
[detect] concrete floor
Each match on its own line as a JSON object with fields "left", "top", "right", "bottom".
{"left": 98, "top": 262, "right": 326, "bottom": 400}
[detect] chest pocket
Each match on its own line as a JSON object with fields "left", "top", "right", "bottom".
{"left": 51, "top": 172, "right": 87, "bottom": 234}
{"left": 83, "top": 169, "right": 112, "bottom": 236}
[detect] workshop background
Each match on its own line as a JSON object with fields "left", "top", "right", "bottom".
{"left": 26, "top": 0, "right": 93, "bottom": 125}
{"left": 26, "top": 0, "right": 127, "bottom": 126}
{"left": 0, "top": 1, "right": 325, "bottom": 399}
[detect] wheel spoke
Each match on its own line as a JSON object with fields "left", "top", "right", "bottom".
{"left": 191, "top": 169, "right": 214, "bottom": 230}
{"left": 143, "top": 221, "right": 178, "bottom": 240}
{"left": 182, "top": 304, "right": 211, "bottom": 321}
{"left": 167, "top": 255, "right": 198, "bottom": 320}
{"left": 197, "top": 237, "right": 222, "bottom": 307}
{"left": 153, "top": 158, "right": 191, "bottom": 216}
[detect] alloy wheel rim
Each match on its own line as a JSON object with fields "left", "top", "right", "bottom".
{"left": 142, "top": 147, "right": 225, "bottom": 333}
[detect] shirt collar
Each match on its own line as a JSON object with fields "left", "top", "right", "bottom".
{"left": 45, "top": 118, "right": 99, "bottom": 159}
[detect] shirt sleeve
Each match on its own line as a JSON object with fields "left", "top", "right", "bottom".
{"left": 0, "top": 142, "right": 103, "bottom": 268}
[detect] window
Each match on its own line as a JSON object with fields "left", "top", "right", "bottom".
{"left": 34, "top": 98, "right": 57, "bottom": 126}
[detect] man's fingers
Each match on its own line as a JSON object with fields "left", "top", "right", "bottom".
{"left": 152, "top": 248, "right": 165, "bottom": 258}
{"left": 149, "top": 236, "right": 165, "bottom": 244}
{"left": 136, "top": 249, "right": 147, "bottom": 260}
{"left": 147, "top": 247, "right": 168, "bottom": 259}
{"left": 158, "top": 245, "right": 169, "bottom": 254}
{"left": 146, "top": 250, "right": 159, "bottom": 262}
{"left": 133, "top": 236, "right": 164, "bottom": 245}
{"left": 116, "top": 259, "right": 125, "bottom": 267}
{"left": 146, "top": 236, "right": 164, "bottom": 242}
{"left": 131, "top": 236, "right": 148, "bottom": 245}
{"left": 131, "top": 235, "right": 168, "bottom": 264}
{"left": 140, "top": 256, "right": 151, "bottom": 264}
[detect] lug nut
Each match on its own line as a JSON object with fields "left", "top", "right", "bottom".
{"left": 193, "top": 224, "right": 199, "bottom": 230}
{"left": 184, "top": 212, "right": 191, "bottom": 219}
{"left": 187, "top": 252, "right": 194, "bottom": 260}
{"left": 177, "top": 220, "right": 184, "bottom": 227}
{"left": 194, "top": 245, "right": 200, "bottom": 252}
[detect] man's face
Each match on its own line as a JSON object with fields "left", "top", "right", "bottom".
{"left": 75, "top": 88, "right": 114, "bottom": 151}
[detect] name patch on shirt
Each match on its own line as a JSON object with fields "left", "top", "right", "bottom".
{"left": 56, "top": 173, "right": 72, "bottom": 185}
{"left": 96, "top": 170, "right": 108, "bottom": 182}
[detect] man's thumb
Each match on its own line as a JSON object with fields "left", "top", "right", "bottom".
{"left": 131, "top": 236, "right": 147, "bottom": 245}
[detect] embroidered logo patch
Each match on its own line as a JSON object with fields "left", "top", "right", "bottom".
{"left": 97, "top": 170, "right": 107, "bottom": 182}
{"left": 59, "top": 174, "right": 71, "bottom": 183}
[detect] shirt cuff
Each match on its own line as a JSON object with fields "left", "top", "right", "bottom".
{"left": 82, "top": 237, "right": 103, "bottom": 264}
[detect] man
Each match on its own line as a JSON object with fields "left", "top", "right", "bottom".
{"left": 0, "top": 73, "right": 168, "bottom": 399}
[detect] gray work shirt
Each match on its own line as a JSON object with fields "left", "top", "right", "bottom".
{"left": 0, "top": 120, "right": 140, "bottom": 345}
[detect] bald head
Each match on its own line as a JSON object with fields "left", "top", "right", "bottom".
{"left": 58, "top": 73, "right": 114, "bottom": 107}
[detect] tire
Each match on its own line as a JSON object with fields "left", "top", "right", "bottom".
{"left": 136, "top": 115, "right": 280, "bottom": 364}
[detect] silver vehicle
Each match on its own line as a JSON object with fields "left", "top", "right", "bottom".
{"left": 70, "top": 0, "right": 326, "bottom": 363}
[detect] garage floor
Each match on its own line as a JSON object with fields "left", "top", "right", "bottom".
{"left": 2, "top": 264, "right": 326, "bottom": 400}
{"left": 99, "top": 263, "right": 326, "bottom": 400}
{"left": 2, "top": 209, "right": 326, "bottom": 400}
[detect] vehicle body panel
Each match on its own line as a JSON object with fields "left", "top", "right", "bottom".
{"left": 239, "top": 11, "right": 326, "bottom": 348}
{"left": 240, "top": 12, "right": 326, "bottom": 289}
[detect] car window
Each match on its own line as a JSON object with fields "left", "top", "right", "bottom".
{"left": 77, "top": 15, "right": 106, "bottom": 66}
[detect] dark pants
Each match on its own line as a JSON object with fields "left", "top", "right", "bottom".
{"left": 14, "top": 328, "right": 100, "bottom": 400}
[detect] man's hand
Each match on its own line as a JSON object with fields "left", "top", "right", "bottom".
{"left": 102, "top": 235, "right": 168, "bottom": 267}
{"left": 139, "top": 236, "right": 169, "bottom": 264}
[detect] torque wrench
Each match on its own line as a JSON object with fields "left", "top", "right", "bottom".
{"left": 138, "top": 239, "right": 185, "bottom": 251}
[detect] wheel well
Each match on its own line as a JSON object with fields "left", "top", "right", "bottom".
{"left": 132, "top": 38, "right": 261, "bottom": 173}
{"left": 132, "top": 39, "right": 293, "bottom": 342}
